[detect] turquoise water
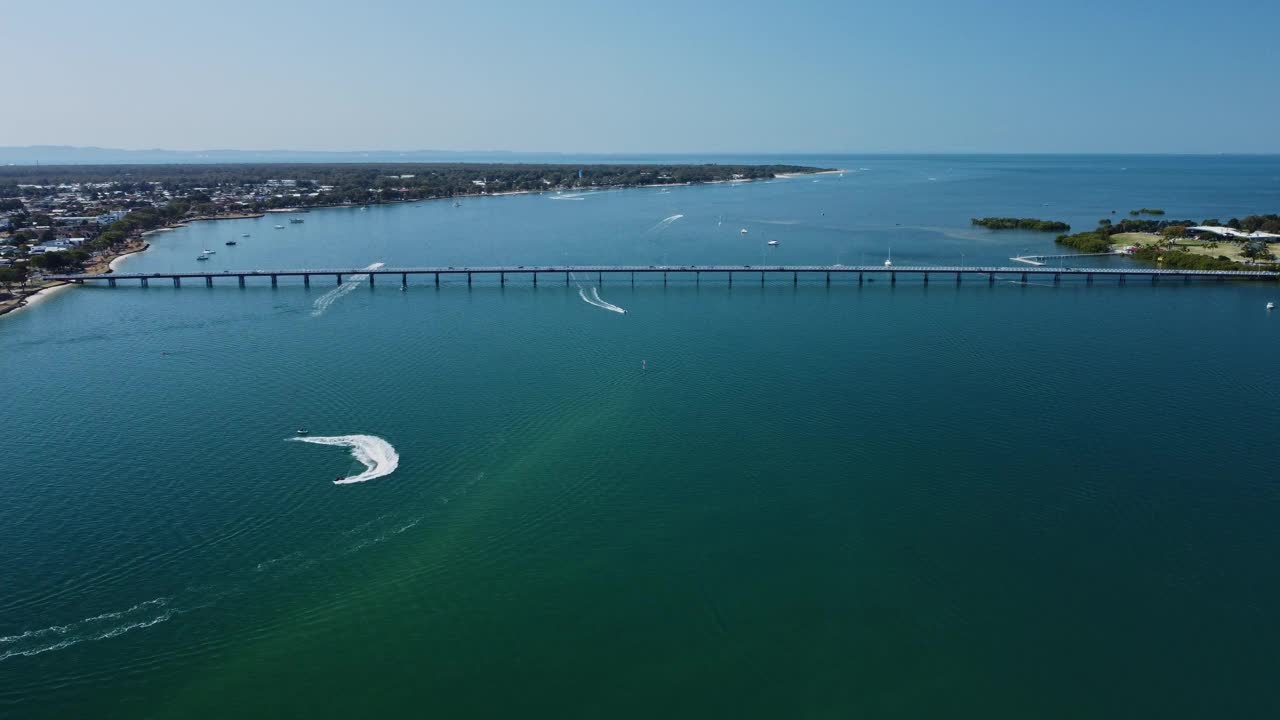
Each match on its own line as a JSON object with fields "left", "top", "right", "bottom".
{"left": 3, "top": 156, "right": 1279, "bottom": 718}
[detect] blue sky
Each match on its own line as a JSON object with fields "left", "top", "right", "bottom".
{"left": 5, "top": 0, "right": 1278, "bottom": 153}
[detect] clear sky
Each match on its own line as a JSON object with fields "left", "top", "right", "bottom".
{"left": 5, "top": 0, "right": 1278, "bottom": 154}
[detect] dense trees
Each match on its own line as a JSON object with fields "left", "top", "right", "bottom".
{"left": 1129, "top": 208, "right": 1165, "bottom": 216}
{"left": 1055, "top": 231, "right": 1113, "bottom": 253}
{"left": 972, "top": 217, "right": 1071, "bottom": 232}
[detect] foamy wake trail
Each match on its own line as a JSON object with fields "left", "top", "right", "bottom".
{"left": 290, "top": 434, "right": 400, "bottom": 484}
{"left": 549, "top": 194, "right": 585, "bottom": 200}
{"left": 646, "top": 214, "right": 685, "bottom": 233}
{"left": 311, "top": 262, "right": 384, "bottom": 317}
{"left": 578, "top": 286, "right": 626, "bottom": 314}
{"left": 0, "top": 598, "right": 175, "bottom": 662}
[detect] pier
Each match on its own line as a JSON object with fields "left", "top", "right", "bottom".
{"left": 1011, "top": 252, "right": 1122, "bottom": 266}
{"left": 45, "top": 263, "right": 1280, "bottom": 288}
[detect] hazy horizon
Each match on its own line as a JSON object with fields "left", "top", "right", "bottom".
{"left": 7, "top": 0, "right": 1280, "bottom": 155}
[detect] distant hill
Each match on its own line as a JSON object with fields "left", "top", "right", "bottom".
{"left": 0, "top": 145, "right": 554, "bottom": 165}
{"left": 0, "top": 146, "right": 783, "bottom": 166}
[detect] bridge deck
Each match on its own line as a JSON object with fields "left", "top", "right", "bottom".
{"left": 44, "top": 264, "right": 1280, "bottom": 282}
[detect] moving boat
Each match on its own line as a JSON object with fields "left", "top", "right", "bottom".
{"left": 274, "top": 224, "right": 285, "bottom": 229}
{"left": 453, "top": 201, "right": 461, "bottom": 207}
{"left": 1268, "top": 301, "right": 1275, "bottom": 310}
{"left": 767, "top": 240, "right": 779, "bottom": 246}
{"left": 740, "top": 228, "right": 748, "bottom": 235}
{"left": 225, "top": 240, "right": 237, "bottom": 246}
{"left": 296, "top": 428, "right": 309, "bottom": 435}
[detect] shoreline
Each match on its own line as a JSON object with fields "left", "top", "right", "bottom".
{"left": 0, "top": 240, "right": 149, "bottom": 318}
{"left": 0, "top": 168, "right": 827, "bottom": 316}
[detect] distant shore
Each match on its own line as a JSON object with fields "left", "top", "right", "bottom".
{"left": 0, "top": 167, "right": 828, "bottom": 317}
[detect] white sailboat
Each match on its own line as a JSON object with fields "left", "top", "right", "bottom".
{"left": 884, "top": 248, "right": 893, "bottom": 267}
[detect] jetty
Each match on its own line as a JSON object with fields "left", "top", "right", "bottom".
{"left": 1010, "top": 252, "right": 1121, "bottom": 266}
{"left": 44, "top": 264, "right": 1280, "bottom": 288}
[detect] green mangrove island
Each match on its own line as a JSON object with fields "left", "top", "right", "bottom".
{"left": 972, "top": 217, "right": 1071, "bottom": 232}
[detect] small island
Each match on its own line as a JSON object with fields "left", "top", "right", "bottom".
{"left": 972, "top": 217, "right": 1071, "bottom": 232}
{"left": 1057, "top": 214, "right": 1280, "bottom": 270}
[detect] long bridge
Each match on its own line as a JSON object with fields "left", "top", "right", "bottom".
{"left": 45, "top": 264, "right": 1280, "bottom": 288}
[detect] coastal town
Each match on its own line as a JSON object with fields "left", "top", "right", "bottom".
{"left": 0, "top": 162, "right": 821, "bottom": 314}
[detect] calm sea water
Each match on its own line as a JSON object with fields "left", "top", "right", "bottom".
{"left": 3, "top": 155, "right": 1279, "bottom": 718}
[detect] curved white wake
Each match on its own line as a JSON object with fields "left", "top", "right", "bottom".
{"left": 311, "top": 262, "right": 384, "bottom": 317}
{"left": 578, "top": 286, "right": 627, "bottom": 314}
{"left": 289, "top": 434, "right": 400, "bottom": 484}
{"left": 647, "top": 213, "right": 684, "bottom": 233}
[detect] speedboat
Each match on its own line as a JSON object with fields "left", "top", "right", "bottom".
{"left": 202, "top": 249, "right": 215, "bottom": 254}
{"left": 740, "top": 228, "right": 748, "bottom": 235}
{"left": 296, "top": 428, "right": 309, "bottom": 435}
{"left": 1268, "top": 301, "right": 1275, "bottom": 310}
{"left": 767, "top": 240, "right": 779, "bottom": 246}
{"left": 274, "top": 224, "right": 285, "bottom": 229}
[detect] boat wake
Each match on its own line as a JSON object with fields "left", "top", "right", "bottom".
{"left": 310, "top": 262, "right": 384, "bottom": 317}
{"left": 578, "top": 286, "right": 627, "bottom": 314}
{"left": 647, "top": 213, "right": 684, "bottom": 233}
{"left": 289, "top": 434, "right": 400, "bottom": 484}
{"left": 0, "top": 598, "right": 176, "bottom": 662}
{"left": 549, "top": 193, "right": 586, "bottom": 201}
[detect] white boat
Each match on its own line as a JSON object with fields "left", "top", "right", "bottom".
{"left": 241, "top": 233, "right": 250, "bottom": 238}
{"left": 1268, "top": 301, "right": 1275, "bottom": 310}
{"left": 740, "top": 228, "right": 748, "bottom": 235}
{"left": 884, "top": 248, "right": 893, "bottom": 267}
{"left": 202, "top": 249, "right": 215, "bottom": 254}
{"left": 767, "top": 240, "right": 779, "bottom": 246}
{"left": 274, "top": 224, "right": 285, "bottom": 229}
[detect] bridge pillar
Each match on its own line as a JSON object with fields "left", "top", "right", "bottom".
{"left": 173, "top": 277, "right": 180, "bottom": 287}
{"left": 533, "top": 272, "right": 537, "bottom": 286}
{"left": 956, "top": 272, "right": 961, "bottom": 284}
{"left": 1053, "top": 273, "right": 1060, "bottom": 284}
{"left": 728, "top": 271, "right": 733, "bottom": 287}
{"left": 238, "top": 275, "right": 245, "bottom": 288}
{"left": 826, "top": 272, "right": 830, "bottom": 286}
{"left": 206, "top": 276, "right": 213, "bottom": 287}
{"left": 303, "top": 274, "right": 310, "bottom": 288}
{"left": 468, "top": 272, "right": 472, "bottom": 287}
{"left": 368, "top": 273, "right": 374, "bottom": 287}
{"left": 108, "top": 278, "right": 116, "bottom": 287}
{"left": 564, "top": 272, "right": 568, "bottom": 286}
{"left": 1152, "top": 274, "right": 1158, "bottom": 284}
{"left": 664, "top": 271, "right": 667, "bottom": 287}
{"left": 1087, "top": 273, "right": 1093, "bottom": 285}
{"left": 761, "top": 271, "right": 765, "bottom": 286}
{"left": 923, "top": 272, "right": 929, "bottom": 285}
{"left": 988, "top": 273, "right": 995, "bottom": 285}
{"left": 1119, "top": 275, "right": 1125, "bottom": 285}
{"left": 336, "top": 274, "right": 342, "bottom": 285}
{"left": 140, "top": 277, "right": 148, "bottom": 287}
{"left": 891, "top": 272, "right": 896, "bottom": 285}
{"left": 500, "top": 272, "right": 505, "bottom": 286}
{"left": 859, "top": 271, "right": 864, "bottom": 285}
{"left": 598, "top": 271, "right": 602, "bottom": 285}
{"left": 633, "top": 271, "right": 637, "bottom": 286}
{"left": 1183, "top": 274, "right": 1190, "bottom": 284}
{"left": 271, "top": 274, "right": 277, "bottom": 287}
{"left": 1021, "top": 272, "right": 1027, "bottom": 283}
{"left": 402, "top": 273, "right": 407, "bottom": 288}
{"left": 793, "top": 271, "right": 798, "bottom": 286}
{"left": 434, "top": 272, "right": 439, "bottom": 287}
